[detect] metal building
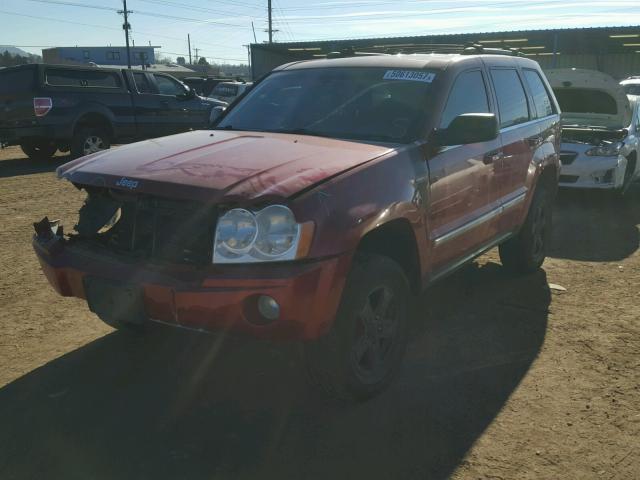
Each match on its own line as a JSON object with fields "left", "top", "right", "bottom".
{"left": 250, "top": 26, "right": 640, "bottom": 80}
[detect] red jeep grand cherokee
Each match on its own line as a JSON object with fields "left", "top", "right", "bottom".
{"left": 33, "top": 53, "right": 560, "bottom": 400}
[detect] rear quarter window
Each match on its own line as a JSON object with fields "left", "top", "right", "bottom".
{"left": 523, "top": 69, "right": 555, "bottom": 118}
{"left": 45, "top": 69, "right": 122, "bottom": 88}
{"left": 0, "top": 68, "right": 35, "bottom": 94}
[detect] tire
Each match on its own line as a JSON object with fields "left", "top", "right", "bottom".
{"left": 101, "top": 317, "right": 147, "bottom": 333}
{"left": 499, "top": 183, "right": 553, "bottom": 274}
{"left": 20, "top": 140, "right": 57, "bottom": 161}
{"left": 70, "top": 127, "right": 111, "bottom": 159}
{"left": 304, "top": 253, "right": 410, "bottom": 401}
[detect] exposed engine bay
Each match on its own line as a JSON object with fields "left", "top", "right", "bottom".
{"left": 561, "top": 126, "right": 627, "bottom": 146}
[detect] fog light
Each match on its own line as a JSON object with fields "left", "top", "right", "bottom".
{"left": 257, "top": 295, "right": 280, "bottom": 321}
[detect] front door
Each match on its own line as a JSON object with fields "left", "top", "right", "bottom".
{"left": 427, "top": 68, "right": 503, "bottom": 274}
{"left": 150, "top": 73, "right": 190, "bottom": 136}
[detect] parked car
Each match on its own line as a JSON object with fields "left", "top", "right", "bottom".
{"left": 207, "top": 81, "right": 252, "bottom": 104}
{"left": 620, "top": 76, "right": 640, "bottom": 96}
{"left": 33, "top": 52, "right": 560, "bottom": 401}
{"left": 182, "top": 76, "right": 232, "bottom": 97}
{"left": 0, "top": 64, "right": 222, "bottom": 160}
{"left": 546, "top": 68, "right": 639, "bottom": 192}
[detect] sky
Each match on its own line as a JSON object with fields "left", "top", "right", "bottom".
{"left": 1, "top": 0, "right": 640, "bottom": 64}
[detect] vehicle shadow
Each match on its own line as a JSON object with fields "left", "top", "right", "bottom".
{"left": 549, "top": 184, "right": 640, "bottom": 262}
{"left": 0, "top": 154, "right": 71, "bottom": 179}
{"left": 0, "top": 263, "right": 550, "bottom": 480}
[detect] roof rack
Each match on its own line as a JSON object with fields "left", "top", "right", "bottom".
{"left": 461, "top": 43, "right": 526, "bottom": 57}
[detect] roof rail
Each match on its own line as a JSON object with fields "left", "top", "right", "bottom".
{"left": 326, "top": 48, "right": 389, "bottom": 59}
{"left": 462, "top": 43, "right": 526, "bottom": 57}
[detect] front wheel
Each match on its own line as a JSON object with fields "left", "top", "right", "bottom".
{"left": 70, "top": 127, "right": 111, "bottom": 159}
{"left": 304, "top": 253, "right": 410, "bottom": 401}
{"left": 20, "top": 140, "right": 57, "bottom": 161}
{"left": 499, "top": 184, "right": 553, "bottom": 274}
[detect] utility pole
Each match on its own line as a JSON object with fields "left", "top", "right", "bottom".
{"left": 268, "top": 0, "right": 273, "bottom": 44}
{"left": 194, "top": 47, "right": 199, "bottom": 64}
{"left": 187, "top": 34, "right": 192, "bottom": 65}
{"left": 118, "top": 0, "right": 133, "bottom": 69}
{"left": 251, "top": 21, "right": 257, "bottom": 44}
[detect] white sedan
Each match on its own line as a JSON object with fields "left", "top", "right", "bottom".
{"left": 546, "top": 68, "right": 640, "bottom": 193}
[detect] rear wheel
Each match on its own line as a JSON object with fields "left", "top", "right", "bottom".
{"left": 20, "top": 140, "right": 57, "bottom": 161}
{"left": 499, "top": 184, "right": 553, "bottom": 274}
{"left": 304, "top": 253, "right": 410, "bottom": 401}
{"left": 71, "top": 127, "right": 111, "bottom": 159}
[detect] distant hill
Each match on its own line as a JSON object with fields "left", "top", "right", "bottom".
{"left": 0, "top": 46, "right": 42, "bottom": 67}
{"left": 0, "top": 46, "right": 33, "bottom": 57}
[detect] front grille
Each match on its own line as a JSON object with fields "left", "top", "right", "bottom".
{"left": 559, "top": 175, "right": 579, "bottom": 184}
{"left": 92, "top": 192, "right": 216, "bottom": 265}
{"left": 560, "top": 151, "right": 578, "bottom": 165}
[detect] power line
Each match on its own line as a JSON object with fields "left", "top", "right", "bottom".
{"left": 0, "top": 9, "right": 242, "bottom": 50}
{"left": 24, "top": 0, "right": 250, "bottom": 28}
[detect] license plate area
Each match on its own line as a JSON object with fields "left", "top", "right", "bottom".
{"left": 84, "top": 276, "right": 146, "bottom": 325}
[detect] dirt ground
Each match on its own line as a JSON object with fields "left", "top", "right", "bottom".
{"left": 0, "top": 145, "right": 638, "bottom": 480}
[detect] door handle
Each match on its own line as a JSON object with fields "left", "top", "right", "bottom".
{"left": 483, "top": 150, "right": 503, "bottom": 164}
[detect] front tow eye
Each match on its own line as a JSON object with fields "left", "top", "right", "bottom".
{"left": 33, "top": 216, "right": 65, "bottom": 255}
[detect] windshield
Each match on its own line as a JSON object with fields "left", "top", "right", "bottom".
{"left": 217, "top": 67, "right": 435, "bottom": 143}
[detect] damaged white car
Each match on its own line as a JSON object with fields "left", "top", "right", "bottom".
{"left": 546, "top": 68, "right": 639, "bottom": 192}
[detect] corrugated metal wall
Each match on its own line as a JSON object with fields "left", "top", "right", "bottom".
{"left": 537, "top": 53, "right": 640, "bottom": 79}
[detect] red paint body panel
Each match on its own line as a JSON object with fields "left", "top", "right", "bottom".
{"left": 57, "top": 130, "right": 392, "bottom": 203}
{"left": 34, "top": 238, "right": 351, "bottom": 340}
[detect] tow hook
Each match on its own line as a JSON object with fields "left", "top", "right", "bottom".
{"left": 33, "top": 216, "right": 65, "bottom": 255}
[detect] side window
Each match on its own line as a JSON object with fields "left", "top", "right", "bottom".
{"left": 440, "top": 70, "right": 490, "bottom": 128}
{"left": 45, "top": 69, "right": 121, "bottom": 88}
{"left": 133, "top": 73, "right": 152, "bottom": 94}
{"left": 154, "top": 74, "right": 184, "bottom": 96}
{"left": 490, "top": 69, "right": 530, "bottom": 128}
{"left": 523, "top": 69, "right": 555, "bottom": 118}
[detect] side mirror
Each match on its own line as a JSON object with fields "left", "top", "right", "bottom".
{"left": 435, "top": 113, "right": 498, "bottom": 146}
{"left": 178, "top": 86, "right": 196, "bottom": 100}
{"left": 209, "top": 105, "right": 227, "bottom": 125}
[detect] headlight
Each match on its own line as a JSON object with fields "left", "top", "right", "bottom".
{"left": 585, "top": 142, "right": 623, "bottom": 157}
{"left": 213, "top": 205, "right": 312, "bottom": 263}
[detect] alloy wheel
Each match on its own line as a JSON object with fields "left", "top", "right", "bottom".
{"left": 350, "top": 285, "right": 399, "bottom": 384}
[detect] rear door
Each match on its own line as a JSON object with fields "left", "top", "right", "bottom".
{"left": 487, "top": 63, "right": 537, "bottom": 206}
{"left": 0, "top": 66, "right": 38, "bottom": 134}
{"left": 428, "top": 67, "right": 503, "bottom": 274}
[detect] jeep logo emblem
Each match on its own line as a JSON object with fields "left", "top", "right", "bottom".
{"left": 115, "top": 177, "right": 139, "bottom": 189}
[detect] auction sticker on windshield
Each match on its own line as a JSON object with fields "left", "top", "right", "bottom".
{"left": 383, "top": 70, "right": 436, "bottom": 83}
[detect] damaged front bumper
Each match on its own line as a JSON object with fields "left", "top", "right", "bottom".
{"left": 32, "top": 218, "right": 350, "bottom": 341}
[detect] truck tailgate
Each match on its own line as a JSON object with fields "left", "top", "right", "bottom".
{"left": 0, "top": 67, "right": 37, "bottom": 128}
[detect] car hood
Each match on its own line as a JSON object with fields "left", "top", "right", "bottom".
{"left": 545, "top": 68, "right": 632, "bottom": 128}
{"left": 57, "top": 130, "right": 394, "bottom": 203}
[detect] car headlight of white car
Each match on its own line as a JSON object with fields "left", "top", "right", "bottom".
{"left": 213, "top": 205, "right": 313, "bottom": 263}
{"left": 585, "top": 141, "right": 624, "bottom": 157}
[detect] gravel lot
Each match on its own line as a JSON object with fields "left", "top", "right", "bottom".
{"left": 0, "top": 145, "right": 638, "bottom": 479}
